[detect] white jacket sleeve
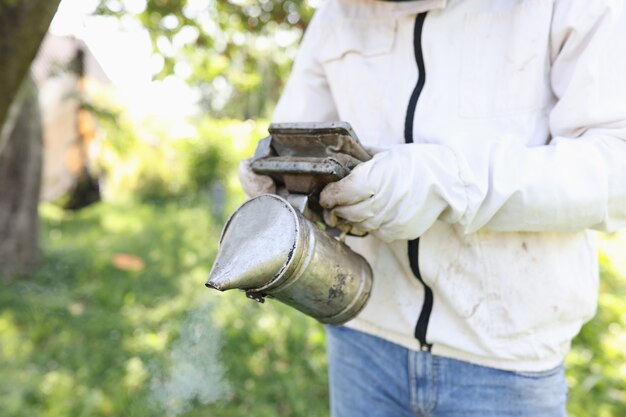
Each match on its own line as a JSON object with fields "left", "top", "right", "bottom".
{"left": 452, "top": 1, "right": 626, "bottom": 234}
{"left": 272, "top": 6, "right": 339, "bottom": 123}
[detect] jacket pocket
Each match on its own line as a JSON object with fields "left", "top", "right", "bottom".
{"left": 459, "top": 0, "right": 553, "bottom": 118}
{"left": 319, "top": 20, "right": 396, "bottom": 63}
{"left": 318, "top": 20, "right": 397, "bottom": 145}
{"left": 474, "top": 230, "right": 598, "bottom": 346}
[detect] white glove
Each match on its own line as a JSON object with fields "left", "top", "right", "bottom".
{"left": 237, "top": 158, "right": 276, "bottom": 198}
{"left": 319, "top": 143, "right": 468, "bottom": 242}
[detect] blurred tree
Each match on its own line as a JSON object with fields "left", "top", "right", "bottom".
{"left": 0, "top": 0, "right": 62, "bottom": 278}
{"left": 0, "top": 77, "right": 43, "bottom": 278}
{"left": 0, "top": 0, "right": 62, "bottom": 150}
{"left": 97, "top": 0, "right": 315, "bottom": 119}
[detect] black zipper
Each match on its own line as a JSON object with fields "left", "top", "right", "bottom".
{"left": 404, "top": 12, "right": 433, "bottom": 352}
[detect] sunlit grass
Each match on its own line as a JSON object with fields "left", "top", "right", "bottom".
{"left": 0, "top": 199, "right": 328, "bottom": 417}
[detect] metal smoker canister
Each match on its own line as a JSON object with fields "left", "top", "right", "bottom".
{"left": 205, "top": 194, "right": 373, "bottom": 325}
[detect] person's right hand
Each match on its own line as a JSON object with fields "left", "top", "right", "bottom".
{"left": 237, "top": 158, "right": 276, "bottom": 198}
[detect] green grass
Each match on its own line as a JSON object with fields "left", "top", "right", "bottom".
{"left": 0, "top": 199, "right": 328, "bottom": 417}
{"left": 1, "top": 198, "right": 625, "bottom": 416}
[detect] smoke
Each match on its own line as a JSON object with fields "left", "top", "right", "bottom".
{"left": 151, "top": 302, "right": 233, "bottom": 416}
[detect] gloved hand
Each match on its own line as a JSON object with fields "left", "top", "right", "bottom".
{"left": 238, "top": 158, "right": 276, "bottom": 198}
{"left": 319, "top": 143, "right": 468, "bottom": 242}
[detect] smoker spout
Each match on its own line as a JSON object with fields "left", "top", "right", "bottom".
{"left": 204, "top": 281, "right": 221, "bottom": 291}
{"left": 204, "top": 269, "right": 239, "bottom": 292}
{"left": 204, "top": 194, "right": 302, "bottom": 294}
{"left": 205, "top": 254, "right": 284, "bottom": 292}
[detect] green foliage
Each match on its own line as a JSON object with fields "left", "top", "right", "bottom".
{"left": 96, "top": 0, "right": 316, "bottom": 119}
{"left": 93, "top": 111, "right": 267, "bottom": 202}
{"left": 0, "top": 199, "right": 329, "bottom": 417}
{"left": 182, "top": 137, "right": 227, "bottom": 192}
{"left": 567, "top": 235, "right": 626, "bottom": 417}
{"left": 180, "top": 118, "right": 265, "bottom": 193}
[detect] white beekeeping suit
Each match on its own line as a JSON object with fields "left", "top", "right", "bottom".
{"left": 243, "top": 0, "right": 626, "bottom": 373}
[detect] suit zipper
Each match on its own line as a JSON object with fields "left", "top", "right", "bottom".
{"left": 404, "top": 12, "right": 433, "bottom": 352}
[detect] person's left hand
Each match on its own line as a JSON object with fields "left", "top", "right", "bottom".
{"left": 319, "top": 143, "right": 467, "bottom": 242}
{"left": 238, "top": 158, "right": 276, "bottom": 198}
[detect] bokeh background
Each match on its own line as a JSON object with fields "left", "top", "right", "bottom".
{"left": 0, "top": 1, "right": 624, "bottom": 416}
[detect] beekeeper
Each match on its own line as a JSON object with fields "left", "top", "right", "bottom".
{"left": 239, "top": 0, "right": 626, "bottom": 415}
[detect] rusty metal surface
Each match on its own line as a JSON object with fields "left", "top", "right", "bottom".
{"left": 205, "top": 122, "right": 374, "bottom": 324}
{"left": 250, "top": 121, "right": 371, "bottom": 196}
{"left": 206, "top": 194, "right": 372, "bottom": 325}
{"left": 252, "top": 157, "right": 349, "bottom": 194}
{"left": 268, "top": 121, "right": 371, "bottom": 163}
{"left": 249, "top": 121, "right": 371, "bottom": 235}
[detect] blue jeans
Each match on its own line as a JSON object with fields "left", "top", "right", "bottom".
{"left": 326, "top": 326, "right": 568, "bottom": 417}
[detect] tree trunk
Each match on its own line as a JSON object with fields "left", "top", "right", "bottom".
{"left": 0, "top": 0, "right": 62, "bottom": 152}
{"left": 0, "top": 76, "right": 43, "bottom": 278}
{"left": 0, "top": 0, "right": 62, "bottom": 278}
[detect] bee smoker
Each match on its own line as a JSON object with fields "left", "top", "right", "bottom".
{"left": 205, "top": 122, "right": 373, "bottom": 325}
